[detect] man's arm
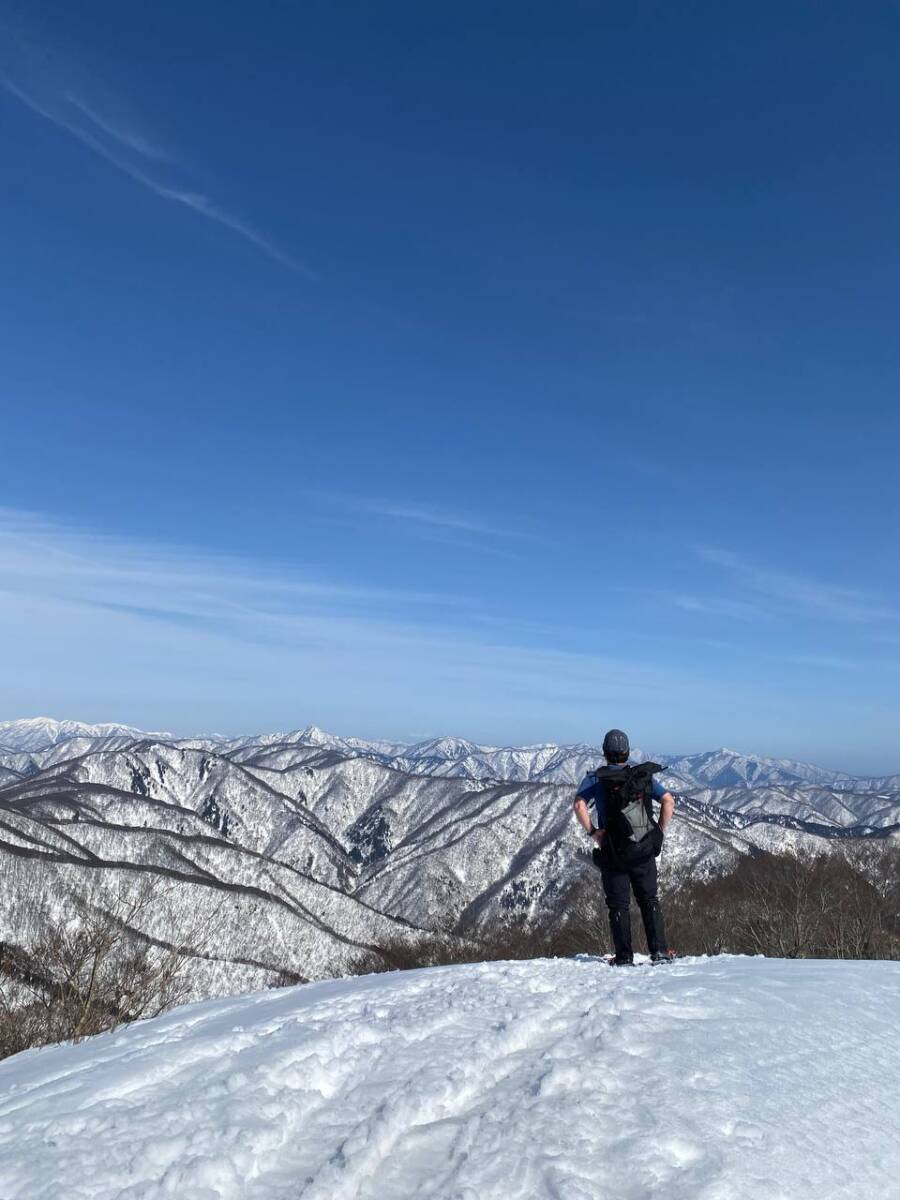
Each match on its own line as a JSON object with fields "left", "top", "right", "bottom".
{"left": 573, "top": 794, "right": 603, "bottom": 844}
{"left": 658, "top": 790, "right": 675, "bottom": 831}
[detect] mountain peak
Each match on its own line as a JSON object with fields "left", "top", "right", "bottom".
{"left": 298, "top": 725, "right": 344, "bottom": 746}
{"left": 405, "top": 736, "right": 484, "bottom": 759}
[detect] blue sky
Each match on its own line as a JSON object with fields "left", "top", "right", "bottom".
{"left": 1, "top": 1, "right": 898, "bottom": 771}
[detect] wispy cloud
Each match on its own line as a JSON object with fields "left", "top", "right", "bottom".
{"left": 64, "top": 92, "right": 169, "bottom": 161}
{"left": 312, "top": 492, "right": 537, "bottom": 544}
{"left": 362, "top": 499, "right": 507, "bottom": 536}
{"left": 695, "top": 546, "right": 900, "bottom": 625}
{"left": 0, "top": 508, "right": 466, "bottom": 624}
{"left": 786, "top": 654, "right": 859, "bottom": 670}
{"left": 0, "top": 30, "right": 309, "bottom": 274}
{"left": 671, "top": 595, "right": 772, "bottom": 622}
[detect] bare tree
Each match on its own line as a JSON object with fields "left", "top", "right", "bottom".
{"left": 0, "top": 874, "right": 227, "bottom": 1060}
{"left": 663, "top": 848, "right": 899, "bottom": 961}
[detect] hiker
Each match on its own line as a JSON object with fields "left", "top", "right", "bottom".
{"left": 573, "top": 729, "right": 676, "bottom": 965}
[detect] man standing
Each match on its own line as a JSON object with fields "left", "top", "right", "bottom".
{"left": 573, "top": 729, "right": 676, "bottom": 965}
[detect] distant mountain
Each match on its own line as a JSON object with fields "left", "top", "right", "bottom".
{"left": 660, "top": 747, "right": 897, "bottom": 793}
{"left": 217, "top": 729, "right": 899, "bottom": 826}
{"left": 0, "top": 717, "right": 172, "bottom": 754}
{"left": 3, "top": 721, "right": 898, "bottom": 831}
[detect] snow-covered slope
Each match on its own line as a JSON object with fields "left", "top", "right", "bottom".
{"left": 26, "top": 742, "right": 353, "bottom": 882}
{"left": 0, "top": 764, "right": 23, "bottom": 788}
{"left": 0, "top": 955, "right": 897, "bottom": 1200}
{"left": 683, "top": 781, "right": 900, "bottom": 830}
{"left": 0, "top": 750, "right": 426, "bottom": 992}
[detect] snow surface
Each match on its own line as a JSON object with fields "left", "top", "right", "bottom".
{"left": 0, "top": 956, "right": 897, "bottom": 1200}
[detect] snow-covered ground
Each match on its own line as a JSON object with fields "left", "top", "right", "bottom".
{"left": 0, "top": 956, "right": 897, "bottom": 1200}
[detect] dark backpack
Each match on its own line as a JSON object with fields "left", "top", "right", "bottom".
{"left": 593, "top": 762, "right": 663, "bottom": 858}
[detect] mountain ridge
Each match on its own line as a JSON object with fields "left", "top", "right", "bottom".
{"left": 3, "top": 716, "right": 896, "bottom": 790}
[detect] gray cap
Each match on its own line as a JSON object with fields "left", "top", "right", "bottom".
{"left": 602, "top": 728, "right": 630, "bottom": 758}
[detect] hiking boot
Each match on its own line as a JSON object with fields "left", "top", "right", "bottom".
{"left": 650, "top": 950, "right": 676, "bottom": 964}
{"left": 611, "top": 955, "right": 635, "bottom": 967}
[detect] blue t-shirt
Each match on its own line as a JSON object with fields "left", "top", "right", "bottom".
{"left": 576, "top": 762, "right": 668, "bottom": 828}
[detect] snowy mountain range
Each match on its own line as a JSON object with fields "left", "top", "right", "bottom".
{"left": 0, "top": 718, "right": 897, "bottom": 996}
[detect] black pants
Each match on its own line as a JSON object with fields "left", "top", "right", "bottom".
{"left": 596, "top": 847, "right": 668, "bottom": 960}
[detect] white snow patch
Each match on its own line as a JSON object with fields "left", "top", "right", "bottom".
{"left": 0, "top": 956, "right": 897, "bottom": 1199}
